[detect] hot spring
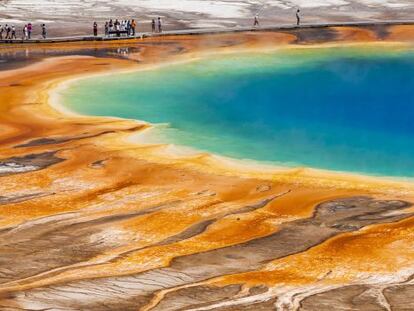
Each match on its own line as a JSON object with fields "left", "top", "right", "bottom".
{"left": 60, "top": 45, "right": 414, "bottom": 177}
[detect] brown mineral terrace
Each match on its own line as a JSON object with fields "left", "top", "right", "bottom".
{"left": 0, "top": 25, "right": 414, "bottom": 311}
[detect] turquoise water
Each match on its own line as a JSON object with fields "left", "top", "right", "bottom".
{"left": 62, "top": 46, "right": 414, "bottom": 177}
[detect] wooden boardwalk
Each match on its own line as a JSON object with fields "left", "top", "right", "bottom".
{"left": 1, "top": 20, "right": 414, "bottom": 44}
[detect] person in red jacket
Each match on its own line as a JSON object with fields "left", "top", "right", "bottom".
{"left": 27, "top": 23, "right": 32, "bottom": 39}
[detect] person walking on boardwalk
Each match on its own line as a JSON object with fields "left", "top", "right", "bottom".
{"left": 151, "top": 19, "right": 156, "bottom": 33}
{"left": 93, "top": 21, "right": 98, "bottom": 36}
{"left": 105, "top": 22, "right": 109, "bottom": 36}
{"left": 131, "top": 19, "right": 136, "bottom": 36}
{"left": 5, "top": 24, "right": 10, "bottom": 39}
{"left": 42, "top": 24, "right": 47, "bottom": 39}
{"left": 114, "top": 19, "right": 120, "bottom": 36}
{"left": 127, "top": 20, "right": 131, "bottom": 35}
{"left": 23, "top": 24, "right": 28, "bottom": 40}
{"left": 27, "top": 23, "right": 32, "bottom": 39}
{"left": 253, "top": 15, "right": 260, "bottom": 27}
{"left": 11, "top": 25, "right": 16, "bottom": 39}
{"left": 0, "top": 25, "right": 3, "bottom": 40}
{"left": 157, "top": 17, "right": 162, "bottom": 33}
{"left": 296, "top": 9, "right": 301, "bottom": 26}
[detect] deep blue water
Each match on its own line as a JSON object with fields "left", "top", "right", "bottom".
{"left": 62, "top": 47, "right": 414, "bottom": 177}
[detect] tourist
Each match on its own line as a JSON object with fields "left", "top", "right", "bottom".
{"left": 11, "top": 25, "right": 16, "bottom": 39}
{"left": 254, "top": 15, "right": 260, "bottom": 27}
{"left": 27, "top": 23, "right": 32, "bottom": 39}
{"left": 42, "top": 24, "right": 47, "bottom": 39}
{"left": 115, "top": 19, "right": 121, "bottom": 37}
{"left": 0, "top": 25, "right": 3, "bottom": 40}
{"left": 126, "top": 20, "right": 131, "bottom": 34}
{"left": 157, "top": 17, "right": 162, "bottom": 33}
{"left": 151, "top": 19, "right": 156, "bottom": 33}
{"left": 5, "top": 24, "right": 10, "bottom": 39}
{"left": 296, "top": 9, "right": 301, "bottom": 26}
{"left": 115, "top": 19, "right": 120, "bottom": 34}
{"left": 131, "top": 19, "right": 136, "bottom": 36}
{"left": 93, "top": 21, "right": 98, "bottom": 36}
{"left": 109, "top": 19, "right": 113, "bottom": 32}
{"left": 105, "top": 22, "right": 109, "bottom": 36}
{"left": 23, "top": 24, "right": 28, "bottom": 40}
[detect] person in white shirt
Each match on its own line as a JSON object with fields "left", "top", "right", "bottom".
{"left": 23, "top": 25, "right": 28, "bottom": 40}
{"left": 11, "top": 25, "right": 17, "bottom": 39}
{"left": 42, "top": 24, "right": 47, "bottom": 39}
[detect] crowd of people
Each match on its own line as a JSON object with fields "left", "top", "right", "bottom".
{"left": 98, "top": 17, "right": 163, "bottom": 37}
{"left": 0, "top": 23, "right": 47, "bottom": 40}
{"left": 0, "top": 17, "right": 164, "bottom": 40}
{"left": 101, "top": 19, "right": 136, "bottom": 37}
{"left": 0, "top": 24, "right": 17, "bottom": 40}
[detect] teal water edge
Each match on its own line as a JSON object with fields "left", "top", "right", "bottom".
{"left": 61, "top": 46, "right": 414, "bottom": 177}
